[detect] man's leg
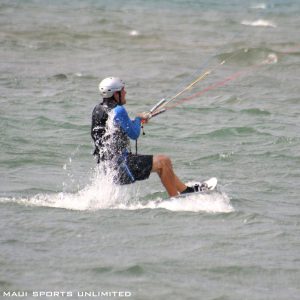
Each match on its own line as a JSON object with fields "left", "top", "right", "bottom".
{"left": 152, "top": 155, "right": 187, "bottom": 197}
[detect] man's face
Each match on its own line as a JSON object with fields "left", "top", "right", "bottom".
{"left": 118, "top": 87, "right": 126, "bottom": 105}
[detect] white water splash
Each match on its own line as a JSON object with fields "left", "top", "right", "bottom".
{"left": 262, "top": 53, "right": 278, "bottom": 65}
{"left": 121, "top": 192, "right": 234, "bottom": 213}
{"left": 241, "top": 19, "right": 276, "bottom": 28}
{"left": 0, "top": 171, "right": 234, "bottom": 213}
{"left": 0, "top": 168, "right": 136, "bottom": 211}
{"left": 251, "top": 3, "right": 267, "bottom": 9}
{"left": 129, "top": 30, "right": 140, "bottom": 37}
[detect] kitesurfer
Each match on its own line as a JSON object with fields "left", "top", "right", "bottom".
{"left": 91, "top": 77, "right": 201, "bottom": 197}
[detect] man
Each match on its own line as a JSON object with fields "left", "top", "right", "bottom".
{"left": 91, "top": 77, "right": 200, "bottom": 197}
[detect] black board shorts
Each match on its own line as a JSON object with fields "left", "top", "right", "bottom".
{"left": 117, "top": 154, "right": 153, "bottom": 185}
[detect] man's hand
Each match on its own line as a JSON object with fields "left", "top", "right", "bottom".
{"left": 137, "top": 112, "right": 151, "bottom": 124}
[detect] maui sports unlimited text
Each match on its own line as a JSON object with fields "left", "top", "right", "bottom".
{"left": 1, "top": 291, "right": 132, "bottom": 298}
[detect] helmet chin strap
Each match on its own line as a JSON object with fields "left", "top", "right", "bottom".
{"left": 118, "top": 91, "right": 122, "bottom": 105}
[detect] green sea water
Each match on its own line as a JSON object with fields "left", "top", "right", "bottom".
{"left": 0, "top": 0, "right": 299, "bottom": 299}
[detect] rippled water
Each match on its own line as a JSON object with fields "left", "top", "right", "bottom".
{"left": 1, "top": 0, "right": 300, "bottom": 299}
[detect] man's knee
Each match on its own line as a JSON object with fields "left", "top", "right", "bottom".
{"left": 152, "top": 155, "right": 172, "bottom": 172}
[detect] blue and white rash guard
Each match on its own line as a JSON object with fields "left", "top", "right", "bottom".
{"left": 113, "top": 105, "right": 141, "bottom": 140}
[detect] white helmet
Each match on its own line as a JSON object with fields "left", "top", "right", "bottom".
{"left": 98, "top": 77, "right": 125, "bottom": 98}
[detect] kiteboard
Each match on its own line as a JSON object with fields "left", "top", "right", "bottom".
{"left": 179, "top": 177, "right": 218, "bottom": 197}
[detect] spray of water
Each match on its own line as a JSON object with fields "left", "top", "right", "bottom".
{"left": 0, "top": 171, "right": 234, "bottom": 213}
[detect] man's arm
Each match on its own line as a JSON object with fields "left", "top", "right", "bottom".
{"left": 114, "top": 106, "right": 141, "bottom": 140}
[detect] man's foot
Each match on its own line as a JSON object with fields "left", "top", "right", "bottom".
{"left": 180, "top": 182, "right": 209, "bottom": 195}
{"left": 199, "top": 182, "right": 209, "bottom": 191}
{"left": 180, "top": 185, "right": 196, "bottom": 194}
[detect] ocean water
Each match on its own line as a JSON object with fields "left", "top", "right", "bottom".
{"left": 1, "top": 0, "right": 300, "bottom": 299}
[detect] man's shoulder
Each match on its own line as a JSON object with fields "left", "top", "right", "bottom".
{"left": 92, "top": 103, "right": 108, "bottom": 123}
{"left": 114, "top": 105, "right": 128, "bottom": 116}
{"left": 93, "top": 102, "right": 103, "bottom": 110}
{"left": 92, "top": 102, "right": 106, "bottom": 114}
